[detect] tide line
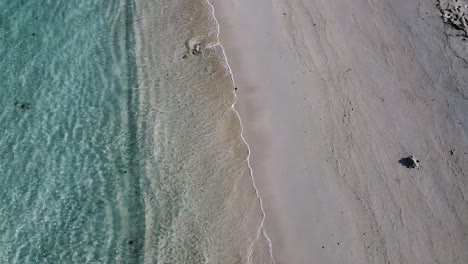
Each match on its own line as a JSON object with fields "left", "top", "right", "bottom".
{"left": 204, "top": 1, "right": 276, "bottom": 263}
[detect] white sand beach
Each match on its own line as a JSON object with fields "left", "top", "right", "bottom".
{"left": 212, "top": 0, "right": 468, "bottom": 263}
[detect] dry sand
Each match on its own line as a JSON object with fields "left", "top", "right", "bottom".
{"left": 212, "top": 0, "right": 468, "bottom": 263}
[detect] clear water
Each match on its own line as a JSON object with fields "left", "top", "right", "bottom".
{"left": 0, "top": 0, "right": 144, "bottom": 262}
{"left": 0, "top": 0, "right": 274, "bottom": 263}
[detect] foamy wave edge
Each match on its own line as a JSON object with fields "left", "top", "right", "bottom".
{"left": 204, "top": 1, "right": 276, "bottom": 263}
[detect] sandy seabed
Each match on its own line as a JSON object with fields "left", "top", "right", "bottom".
{"left": 213, "top": 0, "right": 468, "bottom": 263}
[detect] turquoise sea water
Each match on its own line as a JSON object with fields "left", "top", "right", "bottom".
{"left": 0, "top": 0, "right": 273, "bottom": 263}
{"left": 0, "top": 0, "right": 144, "bottom": 262}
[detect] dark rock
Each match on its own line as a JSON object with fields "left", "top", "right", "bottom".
{"left": 14, "top": 101, "right": 32, "bottom": 110}
{"left": 192, "top": 44, "right": 202, "bottom": 55}
{"left": 398, "top": 155, "right": 420, "bottom": 169}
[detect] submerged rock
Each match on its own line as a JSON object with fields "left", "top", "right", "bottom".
{"left": 192, "top": 43, "right": 202, "bottom": 55}
{"left": 14, "top": 101, "right": 32, "bottom": 110}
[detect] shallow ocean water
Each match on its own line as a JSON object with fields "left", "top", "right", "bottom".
{"left": 0, "top": 0, "right": 143, "bottom": 262}
{"left": 0, "top": 0, "right": 273, "bottom": 263}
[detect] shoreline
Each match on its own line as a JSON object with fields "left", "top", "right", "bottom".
{"left": 211, "top": 0, "right": 365, "bottom": 262}
{"left": 132, "top": 0, "right": 275, "bottom": 262}
{"left": 213, "top": 0, "right": 468, "bottom": 263}
{"left": 205, "top": 1, "right": 276, "bottom": 262}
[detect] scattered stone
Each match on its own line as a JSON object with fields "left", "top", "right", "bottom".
{"left": 283, "top": 13, "right": 287, "bottom": 15}
{"left": 182, "top": 54, "right": 187, "bottom": 59}
{"left": 450, "top": 149, "right": 455, "bottom": 155}
{"left": 234, "top": 87, "right": 238, "bottom": 90}
{"left": 129, "top": 240, "right": 134, "bottom": 245}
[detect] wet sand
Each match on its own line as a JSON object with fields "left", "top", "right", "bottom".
{"left": 132, "top": 0, "right": 278, "bottom": 262}
{"left": 213, "top": 0, "right": 468, "bottom": 263}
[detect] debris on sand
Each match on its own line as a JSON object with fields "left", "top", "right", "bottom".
{"left": 192, "top": 43, "right": 202, "bottom": 55}
{"left": 438, "top": 0, "right": 468, "bottom": 35}
{"left": 409, "top": 156, "right": 421, "bottom": 169}
{"left": 398, "top": 155, "right": 421, "bottom": 169}
{"left": 186, "top": 36, "right": 205, "bottom": 56}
